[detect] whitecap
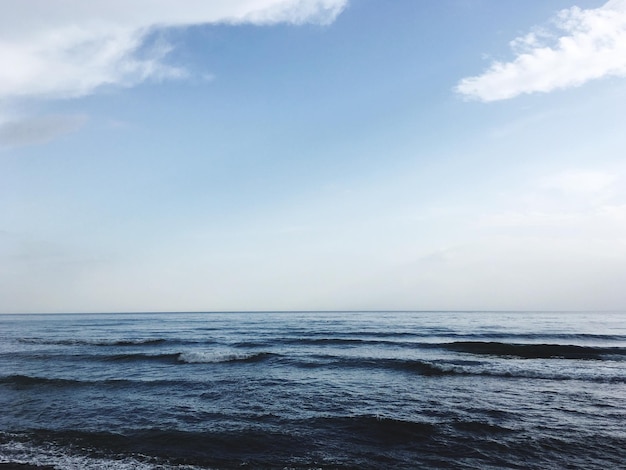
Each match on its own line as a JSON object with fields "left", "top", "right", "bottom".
{"left": 177, "top": 350, "right": 265, "bottom": 364}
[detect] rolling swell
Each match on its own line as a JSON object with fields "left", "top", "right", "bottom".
{"left": 0, "top": 418, "right": 440, "bottom": 468}
{"left": 0, "top": 375, "right": 83, "bottom": 388}
{"left": 442, "top": 341, "right": 626, "bottom": 359}
{"left": 1, "top": 428, "right": 306, "bottom": 469}
{"left": 1, "top": 350, "right": 278, "bottom": 365}
{"left": 323, "top": 357, "right": 456, "bottom": 376}
{"left": 106, "top": 351, "right": 275, "bottom": 364}
{"left": 235, "top": 337, "right": 399, "bottom": 347}
{"left": 5, "top": 419, "right": 624, "bottom": 470}
{"left": 309, "top": 415, "right": 437, "bottom": 442}
{"left": 288, "top": 355, "right": 626, "bottom": 382}
{"left": 17, "top": 338, "right": 169, "bottom": 346}
{"left": 234, "top": 333, "right": 626, "bottom": 351}
{"left": 437, "top": 332, "right": 626, "bottom": 341}
{"left": 2, "top": 311, "right": 625, "bottom": 469}
{"left": 0, "top": 374, "right": 188, "bottom": 389}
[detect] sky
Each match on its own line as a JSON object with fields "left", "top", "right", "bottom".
{"left": 1, "top": 0, "right": 626, "bottom": 313}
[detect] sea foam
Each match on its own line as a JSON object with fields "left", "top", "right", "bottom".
{"left": 177, "top": 350, "right": 270, "bottom": 364}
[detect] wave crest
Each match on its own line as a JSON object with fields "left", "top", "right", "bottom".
{"left": 18, "top": 338, "right": 167, "bottom": 347}
{"left": 443, "top": 341, "right": 626, "bottom": 359}
{"left": 177, "top": 351, "right": 273, "bottom": 364}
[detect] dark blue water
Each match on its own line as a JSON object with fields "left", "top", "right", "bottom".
{"left": 1, "top": 311, "right": 625, "bottom": 469}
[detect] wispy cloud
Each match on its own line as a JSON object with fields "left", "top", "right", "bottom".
{"left": 0, "top": 0, "right": 347, "bottom": 104}
{"left": 477, "top": 168, "right": 625, "bottom": 234}
{"left": 0, "top": 114, "right": 88, "bottom": 147}
{"left": 540, "top": 169, "right": 617, "bottom": 194}
{"left": 456, "top": 0, "right": 626, "bottom": 101}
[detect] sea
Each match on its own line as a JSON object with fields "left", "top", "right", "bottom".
{"left": 0, "top": 311, "right": 625, "bottom": 469}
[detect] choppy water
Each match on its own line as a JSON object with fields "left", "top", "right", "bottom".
{"left": 1, "top": 311, "right": 625, "bottom": 469}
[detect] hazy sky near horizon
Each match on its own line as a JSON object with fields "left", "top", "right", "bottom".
{"left": 2, "top": 0, "right": 626, "bottom": 313}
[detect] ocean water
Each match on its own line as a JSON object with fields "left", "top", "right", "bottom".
{"left": 0, "top": 311, "right": 625, "bottom": 469}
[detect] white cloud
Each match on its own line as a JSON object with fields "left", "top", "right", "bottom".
{"left": 456, "top": 0, "right": 626, "bottom": 101}
{"left": 541, "top": 169, "right": 617, "bottom": 194}
{"left": 0, "top": 0, "right": 347, "bottom": 103}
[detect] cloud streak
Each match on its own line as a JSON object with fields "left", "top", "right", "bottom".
{"left": 456, "top": 0, "right": 626, "bottom": 101}
{"left": 0, "top": 114, "right": 88, "bottom": 147}
{"left": 0, "top": 0, "right": 347, "bottom": 103}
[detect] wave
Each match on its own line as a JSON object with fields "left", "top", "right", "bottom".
{"left": 0, "top": 419, "right": 438, "bottom": 467}
{"left": 2, "top": 349, "right": 277, "bottom": 367}
{"left": 450, "top": 420, "right": 515, "bottom": 435}
{"left": 288, "top": 355, "right": 626, "bottom": 383}
{"left": 104, "top": 352, "right": 181, "bottom": 363}
{"left": 438, "top": 332, "right": 626, "bottom": 341}
{"left": 17, "top": 338, "right": 168, "bottom": 347}
{"left": 0, "top": 375, "right": 84, "bottom": 388}
{"left": 293, "top": 331, "right": 626, "bottom": 340}
{"left": 341, "top": 357, "right": 457, "bottom": 376}
{"left": 233, "top": 333, "right": 626, "bottom": 351}
{"left": 177, "top": 351, "right": 274, "bottom": 364}
{"left": 441, "top": 341, "right": 626, "bottom": 359}
{"left": 0, "top": 375, "right": 188, "bottom": 389}
{"left": 4, "top": 420, "right": 626, "bottom": 470}
{"left": 104, "top": 350, "right": 275, "bottom": 365}
{"left": 254, "top": 337, "right": 401, "bottom": 347}
{"left": 308, "top": 415, "right": 438, "bottom": 442}
{"left": 292, "top": 355, "right": 458, "bottom": 376}
{"left": 16, "top": 333, "right": 626, "bottom": 354}
{"left": 0, "top": 431, "right": 205, "bottom": 470}
{"left": 0, "top": 428, "right": 303, "bottom": 469}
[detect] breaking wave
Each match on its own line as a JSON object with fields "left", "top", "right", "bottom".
{"left": 177, "top": 351, "right": 274, "bottom": 364}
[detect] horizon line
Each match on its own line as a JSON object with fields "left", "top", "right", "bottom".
{"left": 1, "top": 309, "right": 624, "bottom": 315}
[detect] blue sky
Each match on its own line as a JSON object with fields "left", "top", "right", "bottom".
{"left": 1, "top": 0, "right": 626, "bottom": 313}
